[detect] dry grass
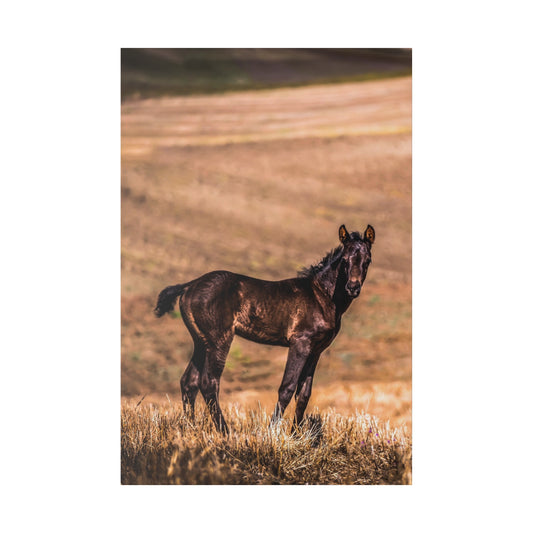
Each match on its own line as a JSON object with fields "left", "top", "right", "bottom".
{"left": 121, "top": 399, "right": 411, "bottom": 485}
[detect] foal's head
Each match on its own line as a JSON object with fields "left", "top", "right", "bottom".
{"left": 338, "top": 224, "right": 375, "bottom": 298}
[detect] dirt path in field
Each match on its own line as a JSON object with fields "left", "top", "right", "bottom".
{"left": 121, "top": 77, "right": 411, "bottom": 425}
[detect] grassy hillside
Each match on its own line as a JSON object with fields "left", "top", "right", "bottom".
{"left": 121, "top": 48, "right": 412, "bottom": 100}
{"left": 121, "top": 77, "right": 411, "bottom": 407}
{"left": 121, "top": 75, "right": 411, "bottom": 483}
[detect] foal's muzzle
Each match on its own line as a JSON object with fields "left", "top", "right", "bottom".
{"left": 346, "top": 280, "right": 361, "bottom": 298}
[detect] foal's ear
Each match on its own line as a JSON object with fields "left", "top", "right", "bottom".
{"left": 339, "top": 224, "right": 350, "bottom": 244}
{"left": 364, "top": 225, "right": 375, "bottom": 246}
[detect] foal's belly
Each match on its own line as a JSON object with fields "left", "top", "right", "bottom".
{"left": 234, "top": 327, "right": 290, "bottom": 347}
{"left": 234, "top": 309, "right": 291, "bottom": 347}
{"left": 231, "top": 277, "right": 311, "bottom": 348}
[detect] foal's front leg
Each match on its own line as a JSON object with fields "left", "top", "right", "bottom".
{"left": 293, "top": 352, "right": 321, "bottom": 428}
{"left": 271, "top": 336, "right": 311, "bottom": 423}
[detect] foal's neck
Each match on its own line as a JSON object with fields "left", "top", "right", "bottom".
{"left": 314, "top": 260, "right": 352, "bottom": 316}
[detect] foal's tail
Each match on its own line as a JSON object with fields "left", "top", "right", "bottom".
{"left": 154, "top": 283, "right": 190, "bottom": 317}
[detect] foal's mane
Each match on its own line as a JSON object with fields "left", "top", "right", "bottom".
{"left": 297, "top": 232, "right": 362, "bottom": 279}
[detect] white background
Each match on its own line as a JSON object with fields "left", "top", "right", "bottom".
{"left": 1, "top": 1, "right": 532, "bottom": 531}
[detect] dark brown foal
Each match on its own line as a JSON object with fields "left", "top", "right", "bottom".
{"left": 155, "top": 224, "right": 375, "bottom": 433}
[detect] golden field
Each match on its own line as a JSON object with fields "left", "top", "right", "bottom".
{"left": 121, "top": 72, "right": 411, "bottom": 483}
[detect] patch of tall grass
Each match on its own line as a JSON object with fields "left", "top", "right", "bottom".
{"left": 121, "top": 400, "right": 411, "bottom": 485}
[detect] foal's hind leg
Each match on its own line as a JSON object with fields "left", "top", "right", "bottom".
{"left": 179, "top": 276, "right": 237, "bottom": 433}
{"left": 180, "top": 341, "right": 205, "bottom": 417}
{"left": 199, "top": 335, "right": 234, "bottom": 434}
{"left": 178, "top": 298, "right": 207, "bottom": 418}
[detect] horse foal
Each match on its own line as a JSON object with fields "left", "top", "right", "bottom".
{"left": 155, "top": 224, "right": 375, "bottom": 433}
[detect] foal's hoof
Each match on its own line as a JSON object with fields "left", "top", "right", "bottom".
{"left": 268, "top": 416, "right": 284, "bottom": 434}
{"left": 216, "top": 422, "right": 229, "bottom": 435}
{"left": 296, "top": 415, "right": 323, "bottom": 447}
